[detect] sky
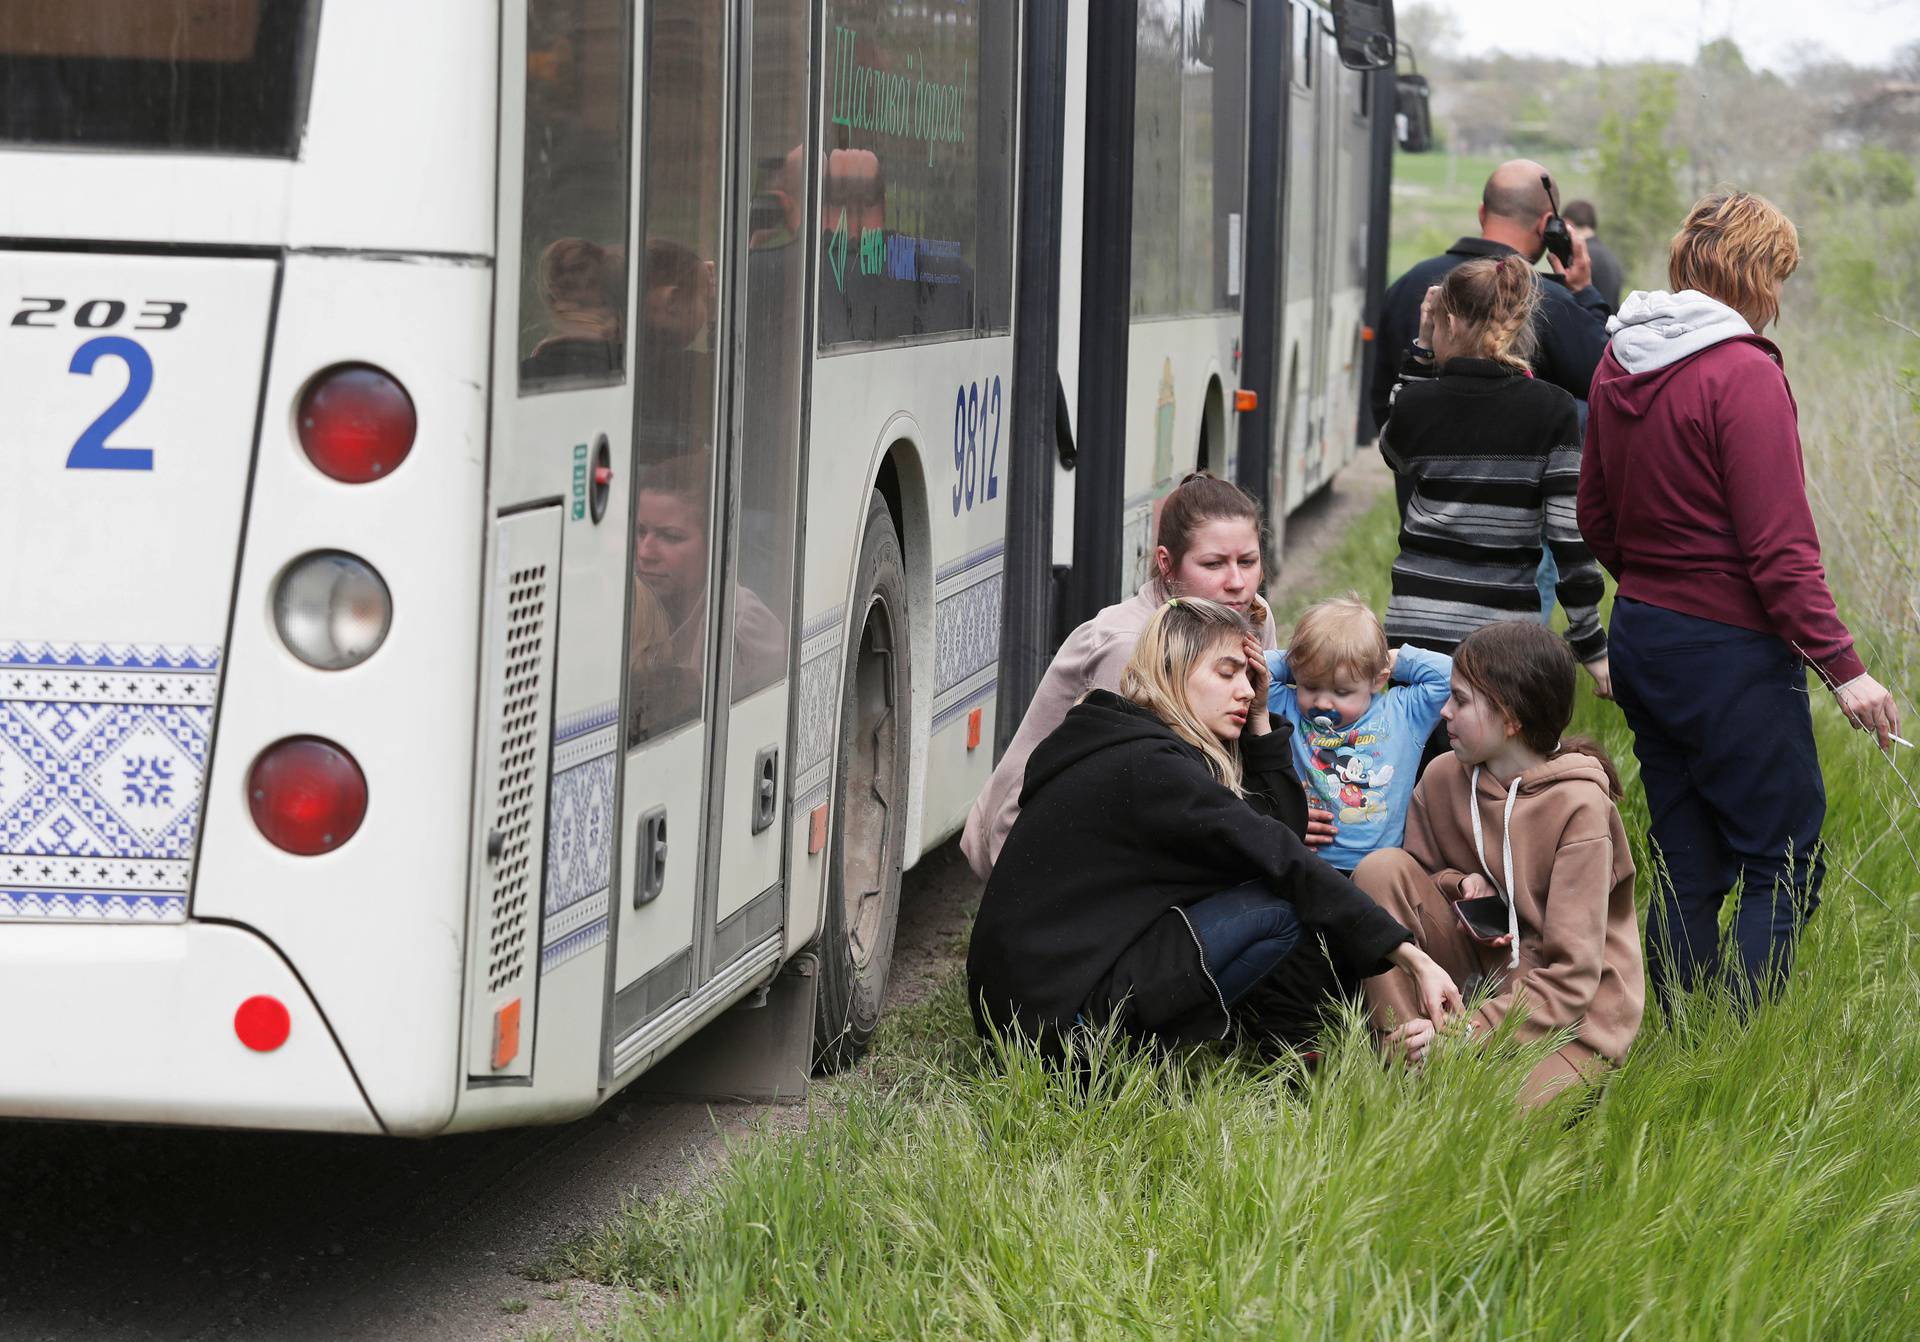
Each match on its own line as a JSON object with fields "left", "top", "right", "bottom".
{"left": 1428, "top": 0, "right": 1920, "bottom": 74}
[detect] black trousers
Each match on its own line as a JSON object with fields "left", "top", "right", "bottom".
{"left": 1610, "top": 598, "right": 1828, "bottom": 1010}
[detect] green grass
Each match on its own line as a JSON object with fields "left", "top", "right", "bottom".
{"left": 549, "top": 490, "right": 1920, "bottom": 1339}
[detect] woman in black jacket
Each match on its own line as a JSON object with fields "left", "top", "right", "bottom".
{"left": 966, "top": 598, "right": 1461, "bottom": 1053}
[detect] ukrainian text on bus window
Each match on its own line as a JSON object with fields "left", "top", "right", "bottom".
{"left": 816, "top": 0, "right": 1015, "bottom": 349}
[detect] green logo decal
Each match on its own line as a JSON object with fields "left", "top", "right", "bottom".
{"left": 829, "top": 207, "right": 850, "bottom": 292}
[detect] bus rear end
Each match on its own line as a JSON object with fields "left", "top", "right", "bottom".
{"left": 0, "top": 0, "right": 496, "bottom": 1134}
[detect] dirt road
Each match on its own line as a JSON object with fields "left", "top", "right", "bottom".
{"left": 0, "top": 456, "right": 1390, "bottom": 1342}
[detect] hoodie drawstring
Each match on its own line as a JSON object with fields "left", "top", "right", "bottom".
{"left": 1468, "top": 765, "right": 1522, "bottom": 969}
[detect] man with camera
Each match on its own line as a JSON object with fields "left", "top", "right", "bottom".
{"left": 1369, "top": 160, "right": 1611, "bottom": 449}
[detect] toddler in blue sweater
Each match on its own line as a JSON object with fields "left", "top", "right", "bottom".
{"left": 1265, "top": 595, "right": 1452, "bottom": 872}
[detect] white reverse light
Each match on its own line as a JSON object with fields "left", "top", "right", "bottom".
{"left": 273, "top": 551, "right": 392, "bottom": 670}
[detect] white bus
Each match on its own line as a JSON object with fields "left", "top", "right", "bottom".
{"left": 0, "top": 0, "right": 1401, "bottom": 1135}
{"left": 1078, "top": 0, "right": 1398, "bottom": 595}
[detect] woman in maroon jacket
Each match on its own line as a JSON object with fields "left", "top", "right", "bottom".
{"left": 1577, "top": 192, "right": 1900, "bottom": 1012}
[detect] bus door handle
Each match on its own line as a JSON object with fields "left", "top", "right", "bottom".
{"left": 636, "top": 806, "right": 667, "bottom": 907}
{"left": 752, "top": 746, "right": 779, "bottom": 835}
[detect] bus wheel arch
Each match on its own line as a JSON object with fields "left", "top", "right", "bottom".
{"left": 1198, "top": 376, "right": 1226, "bottom": 476}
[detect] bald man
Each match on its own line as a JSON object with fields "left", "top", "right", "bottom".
{"left": 1368, "top": 159, "right": 1611, "bottom": 440}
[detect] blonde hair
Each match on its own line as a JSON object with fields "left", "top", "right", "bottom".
{"left": 1120, "top": 598, "right": 1252, "bottom": 796}
{"left": 1433, "top": 254, "right": 1540, "bottom": 372}
{"left": 1668, "top": 190, "right": 1800, "bottom": 331}
{"left": 1286, "top": 594, "right": 1389, "bottom": 686}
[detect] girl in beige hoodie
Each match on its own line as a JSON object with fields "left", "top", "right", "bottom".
{"left": 1356, "top": 620, "right": 1643, "bottom": 1107}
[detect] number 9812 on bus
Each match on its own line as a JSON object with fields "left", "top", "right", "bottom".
{"left": 951, "top": 374, "right": 1002, "bottom": 515}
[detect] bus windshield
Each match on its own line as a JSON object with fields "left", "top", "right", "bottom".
{"left": 0, "top": 0, "right": 319, "bottom": 156}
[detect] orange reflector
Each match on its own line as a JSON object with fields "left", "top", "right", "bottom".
{"left": 966, "top": 707, "right": 983, "bottom": 751}
{"left": 1361, "top": 324, "right": 1377, "bottom": 343}
{"left": 492, "top": 998, "right": 521, "bottom": 1070}
{"left": 808, "top": 802, "right": 829, "bottom": 855}
{"left": 1234, "top": 389, "right": 1258, "bottom": 413}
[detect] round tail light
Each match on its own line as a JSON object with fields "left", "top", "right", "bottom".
{"left": 296, "top": 364, "right": 416, "bottom": 482}
{"left": 248, "top": 737, "right": 368, "bottom": 855}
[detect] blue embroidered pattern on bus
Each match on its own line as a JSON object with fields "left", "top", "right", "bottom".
{"left": 0, "top": 640, "right": 217, "bottom": 923}
{"left": 934, "top": 577, "right": 1002, "bottom": 694}
{"left": 544, "top": 754, "right": 614, "bottom": 919}
{"left": 542, "top": 699, "right": 618, "bottom": 975}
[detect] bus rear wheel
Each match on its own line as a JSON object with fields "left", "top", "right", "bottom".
{"left": 813, "top": 492, "right": 911, "bottom": 1072}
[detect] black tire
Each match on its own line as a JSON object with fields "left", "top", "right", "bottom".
{"left": 813, "top": 492, "right": 912, "bottom": 1071}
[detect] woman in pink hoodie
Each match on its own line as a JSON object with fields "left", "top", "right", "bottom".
{"left": 962, "top": 472, "right": 1333, "bottom": 879}
{"left": 1576, "top": 192, "right": 1900, "bottom": 1011}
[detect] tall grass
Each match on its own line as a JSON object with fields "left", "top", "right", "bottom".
{"left": 547, "top": 488, "right": 1920, "bottom": 1340}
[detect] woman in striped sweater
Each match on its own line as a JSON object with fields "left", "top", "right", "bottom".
{"left": 1380, "top": 255, "right": 1612, "bottom": 702}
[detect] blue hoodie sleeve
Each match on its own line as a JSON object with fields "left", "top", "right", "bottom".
{"left": 1389, "top": 645, "right": 1453, "bottom": 734}
{"left": 1265, "top": 649, "right": 1300, "bottom": 722}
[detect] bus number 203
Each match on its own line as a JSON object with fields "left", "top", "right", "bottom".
{"left": 951, "top": 374, "right": 1002, "bottom": 516}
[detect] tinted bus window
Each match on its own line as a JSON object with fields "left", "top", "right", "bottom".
{"left": 1130, "top": 0, "right": 1183, "bottom": 318}
{"left": 817, "top": 0, "right": 1016, "bottom": 348}
{"left": 629, "top": 0, "right": 726, "bottom": 744}
{"left": 732, "top": 0, "right": 809, "bottom": 702}
{"left": 519, "top": 0, "right": 634, "bottom": 393}
{"left": 1179, "top": 0, "right": 1246, "bottom": 313}
{"left": 1132, "top": 0, "right": 1245, "bottom": 318}
{"left": 0, "top": 0, "right": 317, "bottom": 155}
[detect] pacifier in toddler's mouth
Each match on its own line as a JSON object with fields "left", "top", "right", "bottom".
{"left": 1309, "top": 714, "right": 1338, "bottom": 734}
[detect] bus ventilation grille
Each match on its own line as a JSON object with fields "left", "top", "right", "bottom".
{"left": 486, "top": 564, "right": 547, "bottom": 994}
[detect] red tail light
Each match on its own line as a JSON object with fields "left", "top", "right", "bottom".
{"left": 296, "top": 364, "right": 416, "bottom": 482}
{"left": 247, "top": 737, "right": 368, "bottom": 855}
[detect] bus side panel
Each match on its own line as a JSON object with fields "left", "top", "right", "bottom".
{"left": 291, "top": 0, "right": 498, "bottom": 256}
{"left": 193, "top": 255, "right": 491, "bottom": 1137}
{"left": 1121, "top": 315, "right": 1236, "bottom": 595}
{"left": 787, "top": 337, "right": 1012, "bottom": 957}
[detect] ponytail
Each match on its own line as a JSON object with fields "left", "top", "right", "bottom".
{"left": 1435, "top": 255, "right": 1541, "bottom": 372}
{"left": 1556, "top": 735, "right": 1623, "bottom": 800}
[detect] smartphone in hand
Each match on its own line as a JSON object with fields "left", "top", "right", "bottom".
{"left": 1453, "top": 893, "right": 1510, "bottom": 945}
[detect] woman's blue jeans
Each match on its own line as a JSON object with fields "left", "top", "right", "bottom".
{"left": 1610, "top": 597, "right": 1827, "bottom": 1012}
{"left": 1185, "top": 881, "right": 1304, "bottom": 1008}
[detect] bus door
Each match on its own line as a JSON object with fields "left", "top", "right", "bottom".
{"left": 608, "top": 0, "right": 809, "bottom": 1065}
{"left": 1310, "top": 10, "right": 1344, "bottom": 490}
{"left": 1279, "top": 0, "right": 1321, "bottom": 507}
{"left": 481, "top": 0, "right": 643, "bottom": 1085}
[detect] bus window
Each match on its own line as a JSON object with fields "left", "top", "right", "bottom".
{"left": 1130, "top": 0, "right": 1182, "bottom": 319}
{"left": 518, "top": 0, "right": 633, "bottom": 393}
{"left": 630, "top": 0, "right": 726, "bottom": 744}
{"left": 1133, "top": 0, "right": 1244, "bottom": 319}
{"left": 0, "top": 0, "right": 317, "bottom": 155}
{"left": 1285, "top": 6, "right": 1318, "bottom": 311}
{"left": 1179, "top": 0, "right": 1246, "bottom": 313}
{"left": 732, "top": 0, "right": 809, "bottom": 702}
{"left": 816, "top": 0, "right": 1016, "bottom": 348}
